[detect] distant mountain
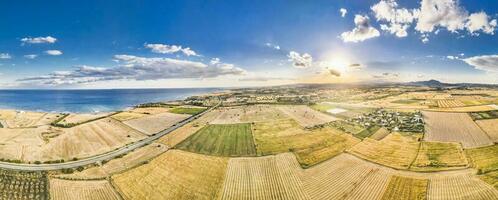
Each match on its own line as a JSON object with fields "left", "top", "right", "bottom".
{"left": 406, "top": 79, "right": 453, "bottom": 87}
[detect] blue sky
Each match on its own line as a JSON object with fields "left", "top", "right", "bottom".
{"left": 0, "top": 0, "right": 498, "bottom": 88}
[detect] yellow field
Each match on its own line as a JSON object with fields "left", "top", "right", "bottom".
{"left": 110, "top": 111, "right": 147, "bottom": 121}
{"left": 476, "top": 119, "right": 498, "bottom": 142}
{"left": 437, "top": 99, "right": 465, "bottom": 108}
{"left": 411, "top": 142, "right": 468, "bottom": 171}
{"left": 112, "top": 150, "right": 228, "bottom": 200}
{"left": 41, "top": 118, "right": 146, "bottom": 161}
{"left": 221, "top": 153, "right": 309, "bottom": 200}
{"left": 49, "top": 179, "right": 121, "bottom": 200}
{"left": 0, "top": 110, "right": 59, "bottom": 128}
{"left": 252, "top": 118, "right": 360, "bottom": 166}
{"left": 370, "top": 127, "right": 391, "bottom": 140}
{"left": 56, "top": 143, "right": 168, "bottom": 179}
{"left": 381, "top": 175, "right": 428, "bottom": 200}
{"left": 129, "top": 107, "right": 171, "bottom": 114}
{"left": 479, "top": 170, "right": 498, "bottom": 190}
{"left": 428, "top": 173, "right": 498, "bottom": 200}
{"left": 210, "top": 105, "right": 287, "bottom": 124}
{"left": 276, "top": 105, "right": 338, "bottom": 127}
{"left": 423, "top": 111, "right": 493, "bottom": 148}
{"left": 426, "top": 105, "right": 497, "bottom": 112}
{"left": 0, "top": 126, "right": 48, "bottom": 161}
{"left": 348, "top": 133, "right": 420, "bottom": 169}
{"left": 123, "top": 112, "right": 190, "bottom": 135}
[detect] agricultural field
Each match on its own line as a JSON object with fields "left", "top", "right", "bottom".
{"left": 479, "top": 170, "right": 498, "bottom": 190}
{"left": 411, "top": 142, "right": 468, "bottom": 171}
{"left": 41, "top": 118, "right": 146, "bottom": 161}
{"left": 347, "top": 133, "right": 420, "bottom": 169}
{"left": 426, "top": 104, "right": 498, "bottom": 112}
{"left": 354, "top": 125, "right": 381, "bottom": 139}
{"left": 423, "top": 111, "right": 493, "bottom": 148}
{"left": 210, "top": 105, "right": 286, "bottom": 124}
{"left": 55, "top": 112, "right": 110, "bottom": 127}
{"left": 310, "top": 102, "right": 375, "bottom": 119}
{"left": 0, "top": 169, "right": 48, "bottom": 200}
{"left": 0, "top": 111, "right": 59, "bottom": 128}
{"left": 329, "top": 120, "right": 364, "bottom": 135}
{"left": 381, "top": 175, "right": 428, "bottom": 200}
{"left": 252, "top": 118, "right": 360, "bottom": 167}
{"left": 56, "top": 143, "right": 168, "bottom": 179}
{"left": 49, "top": 179, "right": 121, "bottom": 200}
{"left": 123, "top": 112, "right": 190, "bottom": 135}
{"left": 158, "top": 109, "right": 221, "bottom": 147}
{"left": 176, "top": 123, "right": 256, "bottom": 157}
{"left": 112, "top": 150, "right": 228, "bottom": 200}
{"left": 428, "top": 172, "right": 498, "bottom": 200}
{"left": 276, "top": 105, "right": 338, "bottom": 127}
{"left": 437, "top": 99, "right": 465, "bottom": 108}
{"left": 110, "top": 111, "right": 147, "bottom": 121}
{"left": 370, "top": 127, "right": 391, "bottom": 140}
{"left": 476, "top": 119, "right": 498, "bottom": 142}
{"left": 169, "top": 106, "right": 207, "bottom": 115}
{"left": 0, "top": 126, "right": 49, "bottom": 161}
{"left": 470, "top": 110, "right": 498, "bottom": 120}
{"left": 129, "top": 107, "right": 171, "bottom": 114}
{"left": 221, "top": 153, "right": 309, "bottom": 200}
{"left": 465, "top": 145, "right": 498, "bottom": 173}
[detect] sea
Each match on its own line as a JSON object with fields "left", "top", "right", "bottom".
{"left": 0, "top": 88, "right": 221, "bottom": 113}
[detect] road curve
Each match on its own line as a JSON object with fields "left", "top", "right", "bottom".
{"left": 0, "top": 103, "right": 219, "bottom": 171}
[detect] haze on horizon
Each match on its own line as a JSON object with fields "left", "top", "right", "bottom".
{"left": 0, "top": 0, "right": 498, "bottom": 89}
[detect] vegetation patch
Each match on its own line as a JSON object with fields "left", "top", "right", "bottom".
{"left": 470, "top": 110, "right": 498, "bottom": 120}
{"left": 329, "top": 120, "right": 364, "bottom": 135}
{"left": 169, "top": 106, "right": 207, "bottom": 115}
{"left": 0, "top": 169, "right": 49, "bottom": 200}
{"left": 479, "top": 170, "right": 498, "bottom": 190}
{"left": 381, "top": 175, "right": 428, "bottom": 200}
{"left": 411, "top": 142, "right": 468, "bottom": 171}
{"left": 176, "top": 123, "right": 256, "bottom": 157}
{"left": 354, "top": 125, "right": 381, "bottom": 139}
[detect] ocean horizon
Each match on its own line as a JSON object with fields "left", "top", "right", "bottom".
{"left": 0, "top": 88, "right": 221, "bottom": 113}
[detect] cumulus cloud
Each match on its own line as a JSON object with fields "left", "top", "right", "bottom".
{"left": 0, "top": 53, "right": 11, "bottom": 59}
{"left": 340, "top": 15, "right": 380, "bottom": 42}
{"left": 462, "top": 55, "right": 498, "bottom": 73}
{"left": 21, "top": 36, "right": 57, "bottom": 44}
{"left": 340, "top": 8, "right": 348, "bottom": 17}
{"left": 373, "top": 72, "right": 400, "bottom": 79}
{"left": 288, "top": 51, "right": 313, "bottom": 68}
{"left": 24, "top": 54, "right": 38, "bottom": 59}
{"left": 17, "top": 55, "right": 245, "bottom": 85}
{"left": 371, "top": 0, "right": 418, "bottom": 37}
{"left": 264, "top": 42, "right": 280, "bottom": 50}
{"left": 144, "top": 43, "right": 198, "bottom": 56}
{"left": 466, "top": 12, "right": 497, "bottom": 35}
{"left": 45, "top": 50, "right": 63, "bottom": 56}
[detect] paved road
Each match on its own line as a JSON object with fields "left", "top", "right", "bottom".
{"left": 0, "top": 103, "right": 219, "bottom": 171}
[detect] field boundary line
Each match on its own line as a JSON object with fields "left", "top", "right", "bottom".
{"left": 108, "top": 177, "right": 125, "bottom": 200}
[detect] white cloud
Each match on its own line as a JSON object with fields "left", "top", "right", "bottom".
{"left": 45, "top": 50, "right": 63, "bottom": 56}
{"left": 210, "top": 58, "right": 220, "bottom": 65}
{"left": 0, "top": 53, "right": 11, "bottom": 59}
{"left": 17, "top": 55, "right": 245, "bottom": 85}
{"left": 446, "top": 55, "right": 456, "bottom": 60}
{"left": 21, "top": 36, "right": 57, "bottom": 44}
{"left": 288, "top": 51, "right": 313, "bottom": 68}
{"left": 340, "top": 15, "right": 380, "bottom": 42}
{"left": 466, "top": 12, "right": 497, "bottom": 35}
{"left": 264, "top": 42, "right": 281, "bottom": 50}
{"left": 462, "top": 55, "right": 498, "bottom": 73}
{"left": 340, "top": 8, "right": 348, "bottom": 18}
{"left": 371, "top": 0, "right": 418, "bottom": 37}
{"left": 24, "top": 54, "right": 38, "bottom": 59}
{"left": 144, "top": 43, "right": 198, "bottom": 56}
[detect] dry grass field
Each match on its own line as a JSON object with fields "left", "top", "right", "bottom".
{"left": 348, "top": 133, "right": 420, "bottom": 169}
{"left": 210, "top": 105, "right": 286, "bottom": 124}
{"left": 370, "top": 127, "right": 391, "bottom": 140}
{"left": 123, "top": 112, "right": 190, "bottom": 135}
{"left": 276, "top": 105, "right": 338, "bottom": 127}
{"left": 465, "top": 145, "right": 498, "bottom": 173}
{"left": 112, "top": 150, "right": 228, "bottom": 200}
{"left": 423, "top": 111, "right": 493, "bottom": 148}
{"left": 0, "top": 111, "right": 59, "bottom": 128}
{"left": 41, "top": 118, "right": 146, "bottom": 161}
{"left": 437, "top": 99, "right": 465, "bottom": 108}
{"left": 158, "top": 110, "right": 221, "bottom": 147}
{"left": 252, "top": 118, "right": 360, "bottom": 167}
{"left": 411, "top": 142, "right": 468, "bottom": 171}
{"left": 0, "top": 126, "right": 48, "bottom": 161}
{"left": 49, "top": 179, "right": 121, "bottom": 200}
{"left": 176, "top": 123, "right": 256, "bottom": 157}
{"left": 56, "top": 143, "right": 168, "bottom": 179}
{"left": 479, "top": 170, "right": 498, "bottom": 190}
{"left": 221, "top": 153, "right": 309, "bottom": 200}
{"left": 56, "top": 113, "right": 110, "bottom": 126}
{"left": 130, "top": 107, "right": 171, "bottom": 114}
{"left": 427, "top": 105, "right": 497, "bottom": 112}
{"left": 476, "top": 119, "right": 498, "bottom": 142}
{"left": 428, "top": 172, "right": 498, "bottom": 200}
{"left": 381, "top": 175, "right": 428, "bottom": 200}
{"left": 110, "top": 111, "right": 147, "bottom": 121}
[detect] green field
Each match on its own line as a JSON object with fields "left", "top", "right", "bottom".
{"left": 176, "top": 123, "right": 256, "bottom": 156}
{"left": 169, "top": 106, "right": 207, "bottom": 115}
{"left": 466, "top": 144, "right": 498, "bottom": 173}
{"left": 354, "top": 125, "right": 381, "bottom": 139}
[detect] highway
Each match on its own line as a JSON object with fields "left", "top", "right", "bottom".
{"left": 0, "top": 103, "right": 219, "bottom": 171}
